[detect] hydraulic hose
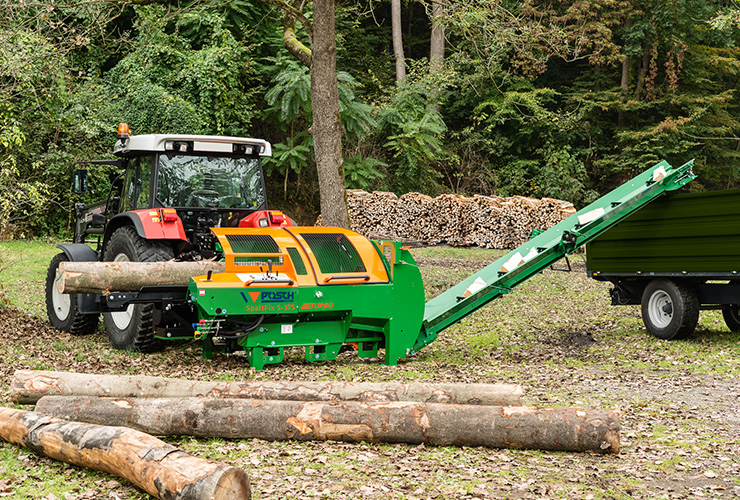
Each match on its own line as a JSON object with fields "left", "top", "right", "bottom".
{"left": 216, "top": 315, "right": 265, "bottom": 340}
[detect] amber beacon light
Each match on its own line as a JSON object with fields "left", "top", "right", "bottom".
{"left": 117, "top": 123, "right": 130, "bottom": 141}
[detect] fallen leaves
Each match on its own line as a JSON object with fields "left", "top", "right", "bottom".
{"left": 1, "top": 249, "right": 739, "bottom": 499}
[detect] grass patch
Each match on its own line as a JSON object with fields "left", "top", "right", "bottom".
{"left": 0, "top": 238, "right": 61, "bottom": 318}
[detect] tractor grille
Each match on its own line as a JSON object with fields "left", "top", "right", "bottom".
{"left": 287, "top": 247, "right": 308, "bottom": 275}
{"left": 300, "top": 233, "right": 366, "bottom": 274}
{"left": 226, "top": 234, "right": 280, "bottom": 254}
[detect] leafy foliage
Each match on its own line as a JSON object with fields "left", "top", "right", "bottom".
{"left": 0, "top": 0, "right": 738, "bottom": 236}
{"left": 376, "top": 75, "right": 447, "bottom": 194}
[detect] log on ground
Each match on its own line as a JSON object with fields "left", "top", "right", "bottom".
{"left": 11, "top": 369, "right": 523, "bottom": 406}
{"left": 35, "top": 396, "right": 620, "bottom": 454}
{"left": 56, "top": 260, "right": 225, "bottom": 294}
{"left": 0, "top": 407, "right": 250, "bottom": 500}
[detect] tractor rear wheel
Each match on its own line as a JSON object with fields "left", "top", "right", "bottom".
{"left": 45, "top": 253, "right": 99, "bottom": 335}
{"left": 102, "top": 226, "right": 174, "bottom": 351}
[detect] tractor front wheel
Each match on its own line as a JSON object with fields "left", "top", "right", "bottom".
{"left": 102, "top": 226, "right": 174, "bottom": 351}
{"left": 45, "top": 253, "right": 99, "bottom": 335}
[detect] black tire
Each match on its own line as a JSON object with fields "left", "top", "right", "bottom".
{"left": 641, "top": 279, "right": 699, "bottom": 340}
{"left": 102, "top": 226, "right": 174, "bottom": 351}
{"left": 45, "top": 253, "right": 99, "bottom": 335}
{"left": 722, "top": 306, "right": 740, "bottom": 332}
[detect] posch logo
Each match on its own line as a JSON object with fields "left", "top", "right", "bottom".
{"left": 240, "top": 291, "right": 297, "bottom": 304}
{"left": 260, "top": 291, "right": 297, "bottom": 303}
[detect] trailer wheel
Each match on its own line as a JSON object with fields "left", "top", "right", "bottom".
{"left": 721, "top": 306, "right": 740, "bottom": 332}
{"left": 45, "top": 253, "right": 99, "bottom": 335}
{"left": 641, "top": 279, "right": 699, "bottom": 340}
{"left": 102, "top": 226, "right": 174, "bottom": 351}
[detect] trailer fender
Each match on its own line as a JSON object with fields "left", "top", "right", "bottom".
{"left": 56, "top": 243, "right": 98, "bottom": 262}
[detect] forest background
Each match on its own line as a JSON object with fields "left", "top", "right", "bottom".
{"left": 2, "top": 0, "right": 739, "bottom": 237}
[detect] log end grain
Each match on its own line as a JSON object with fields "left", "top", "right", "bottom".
{"left": 181, "top": 465, "right": 251, "bottom": 500}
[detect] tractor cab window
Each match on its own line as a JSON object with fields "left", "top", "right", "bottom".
{"left": 156, "top": 154, "right": 266, "bottom": 210}
{"left": 121, "top": 156, "right": 152, "bottom": 211}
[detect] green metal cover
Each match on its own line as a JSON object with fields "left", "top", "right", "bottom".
{"left": 586, "top": 188, "right": 740, "bottom": 274}
{"left": 226, "top": 234, "right": 280, "bottom": 254}
{"left": 300, "top": 232, "right": 367, "bottom": 274}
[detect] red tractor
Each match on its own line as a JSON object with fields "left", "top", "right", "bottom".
{"left": 46, "top": 124, "right": 294, "bottom": 351}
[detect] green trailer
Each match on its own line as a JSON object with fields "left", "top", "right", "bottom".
{"left": 586, "top": 188, "right": 740, "bottom": 339}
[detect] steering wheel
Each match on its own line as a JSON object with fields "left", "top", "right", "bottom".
{"left": 187, "top": 189, "right": 220, "bottom": 208}
{"left": 191, "top": 189, "right": 219, "bottom": 197}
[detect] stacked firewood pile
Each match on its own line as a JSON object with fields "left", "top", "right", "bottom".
{"left": 317, "top": 190, "right": 577, "bottom": 249}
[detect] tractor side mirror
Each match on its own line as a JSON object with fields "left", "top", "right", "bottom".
{"left": 73, "top": 169, "right": 88, "bottom": 194}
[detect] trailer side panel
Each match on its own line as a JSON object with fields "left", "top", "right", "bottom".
{"left": 586, "top": 189, "right": 740, "bottom": 276}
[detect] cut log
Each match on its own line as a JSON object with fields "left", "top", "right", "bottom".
{"left": 0, "top": 407, "right": 250, "bottom": 500}
{"left": 35, "top": 396, "right": 620, "bottom": 454}
{"left": 11, "top": 370, "right": 523, "bottom": 406}
{"left": 56, "top": 260, "right": 225, "bottom": 294}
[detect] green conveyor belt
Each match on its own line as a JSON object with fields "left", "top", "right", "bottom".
{"left": 412, "top": 159, "right": 696, "bottom": 353}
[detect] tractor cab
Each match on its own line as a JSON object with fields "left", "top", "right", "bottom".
{"left": 73, "top": 124, "right": 291, "bottom": 260}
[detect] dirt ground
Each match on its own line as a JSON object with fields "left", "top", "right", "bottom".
{"left": 1, "top": 254, "right": 739, "bottom": 499}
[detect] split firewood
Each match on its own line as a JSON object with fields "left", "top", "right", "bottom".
{"left": 35, "top": 396, "right": 620, "bottom": 454}
{"left": 11, "top": 370, "right": 523, "bottom": 406}
{"left": 0, "top": 407, "right": 250, "bottom": 500}
{"left": 319, "top": 189, "right": 576, "bottom": 250}
{"left": 56, "top": 260, "right": 225, "bottom": 294}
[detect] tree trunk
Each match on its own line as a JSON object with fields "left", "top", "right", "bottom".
{"left": 11, "top": 369, "right": 523, "bottom": 406}
{"left": 56, "top": 261, "right": 225, "bottom": 294}
{"left": 429, "top": 0, "right": 446, "bottom": 74}
{"left": 392, "top": 0, "right": 406, "bottom": 82}
{"left": 618, "top": 55, "right": 630, "bottom": 127}
{"left": 311, "top": 0, "right": 350, "bottom": 228}
{"left": 0, "top": 407, "right": 250, "bottom": 500}
{"left": 634, "top": 44, "right": 652, "bottom": 100}
{"left": 256, "top": 0, "right": 349, "bottom": 228}
{"left": 35, "top": 396, "right": 620, "bottom": 454}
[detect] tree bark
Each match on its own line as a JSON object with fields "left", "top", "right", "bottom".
{"left": 11, "top": 370, "right": 523, "bottom": 406}
{"left": 429, "top": 0, "right": 446, "bottom": 74}
{"left": 35, "top": 396, "right": 620, "bottom": 454}
{"left": 634, "top": 44, "right": 652, "bottom": 100}
{"left": 276, "top": 0, "right": 313, "bottom": 66}
{"left": 618, "top": 54, "right": 630, "bottom": 127}
{"left": 311, "top": 0, "right": 350, "bottom": 228}
{"left": 0, "top": 407, "right": 250, "bottom": 500}
{"left": 392, "top": 0, "right": 407, "bottom": 81}
{"left": 56, "top": 261, "right": 225, "bottom": 294}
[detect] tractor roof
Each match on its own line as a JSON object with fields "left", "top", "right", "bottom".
{"left": 114, "top": 134, "right": 272, "bottom": 157}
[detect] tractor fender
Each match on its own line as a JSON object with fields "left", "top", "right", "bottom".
{"left": 56, "top": 243, "right": 98, "bottom": 262}
{"left": 104, "top": 210, "right": 188, "bottom": 244}
{"left": 54, "top": 244, "right": 101, "bottom": 314}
